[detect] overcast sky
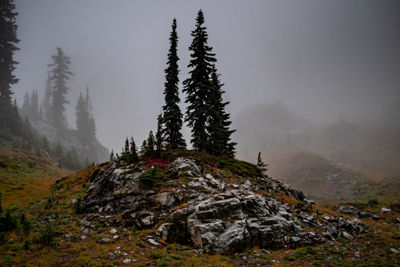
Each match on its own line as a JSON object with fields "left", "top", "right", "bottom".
{"left": 13, "top": 0, "right": 400, "bottom": 152}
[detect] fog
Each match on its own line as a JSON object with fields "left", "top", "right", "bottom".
{"left": 13, "top": 0, "right": 400, "bottom": 155}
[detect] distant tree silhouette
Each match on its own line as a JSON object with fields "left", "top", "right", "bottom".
{"left": 256, "top": 152, "right": 268, "bottom": 176}
{"left": 30, "top": 89, "right": 39, "bottom": 120}
{"left": 42, "top": 73, "right": 52, "bottom": 122}
{"left": 22, "top": 92, "right": 30, "bottom": 115}
{"left": 75, "top": 87, "right": 96, "bottom": 143}
{"left": 48, "top": 47, "right": 72, "bottom": 133}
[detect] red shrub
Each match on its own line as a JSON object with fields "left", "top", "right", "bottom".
{"left": 142, "top": 157, "right": 171, "bottom": 167}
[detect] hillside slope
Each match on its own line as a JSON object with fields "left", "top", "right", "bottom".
{"left": 1, "top": 151, "right": 399, "bottom": 266}
{"left": 0, "top": 146, "right": 71, "bottom": 209}
{"left": 269, "top": 150, "right": 371, "bottom": 201}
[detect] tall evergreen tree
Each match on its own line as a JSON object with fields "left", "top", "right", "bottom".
{"left": 42, "top": 73, "right": 52, "bottom": 122}
{"left": 30, "top": 89, "right": 39, "bottom": 120}
{"left": 76, "top": 92, "right": 86, "bottom": 134}
{"left": 129, "top": 137, "right": 139, "bottom": 162}
{"left": 0, "top": 0, "right": 19, "bottom": 133}
{"left": 84, "top": 87, "right": 96, "bottom": 140}
{"left": 183, "top": 10, "right": 216, "bottom": 152}
{"left": 206, "top": 66, "right": 236, "bottom": 157}
{"left": 120, "top": 137, "right": 130, "bottom": 162}
{"left": 75, "top": 87, "right": 96, "bottom": 143}
{"left": 155, "top": 114, "right": 164, "bottom": 157}
{"left": 48, "top": 47, "right": 72, "bottom": 133}
{"left": 146, "top": 130, "right": 155, "bottom": 157}
{"left": 22, "top": 92, "right": 30, "bottom": 116}
{"left": 140, "top": 140, "right": 147, "bottom": 156}
{"left": 162, "top": 18, "right": 186, "bottom": 149}
{"left": 256, "top": 152, "right": 268, "bottom": 176}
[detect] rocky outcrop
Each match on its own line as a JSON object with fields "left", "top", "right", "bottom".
{"left": 82, "top": 157, "right": 366, "bottom": 254}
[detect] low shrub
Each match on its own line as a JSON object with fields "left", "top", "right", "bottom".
{"left": 368, "top": 198, "right": 378, "bottom": 205}
{"left": 23, "top": 238, "right": 31, "bottom": 250}
{"left": 139, "top": 166, "right": 163, "bottom": 186}
{"left": 73, "top": 197, "right": 85, "bottom": 214}
{"left": 0, "top": 210, "right": 18, "bottom": 232}
{"left": 36, "top": 224, "right": 57, "bottom": 246}
{"left": 20, "top": 213, "right": 32, "bottom": 237}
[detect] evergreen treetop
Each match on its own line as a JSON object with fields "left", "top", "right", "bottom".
{"left": 162, "top": 18, "right": 186, "bottom": 149}
{"left": 129, "top": 137, "right": 139, "bottom": 162}
{"left": 183, "top": 9, "right": 217, "bottom": 152}
{"left": 256, "top": 152, "right": 268, "bottom": 176}
{"left": 0, "top": 0, "right": 19, "bottom": 108}
{"left": 0, "top": 0, "right": 20, "bottom": 135}
{"left": 140, "top": 140, "right": 147, "bottom": 156}
{"left": 155, "top": 114, "right": 164, "bottom": 157}
{"left": 42, "top": 73, "right": 52, "bottom": 122}
{"left": 48, "top": 47, "right": 72, "bottom": 133}
{"left": 206, "top": 66, "right": 236, "bottom": 157}
{"left": 146, "top": 130, "right": 155, "bottom": 157}
{"left": 75, "top": 87, "right": 96, "bottom": 143}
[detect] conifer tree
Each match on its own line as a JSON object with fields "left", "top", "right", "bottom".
{"left": 162, "top": 19, "right": 186, "bottom": 149}
{"left": 140, "top": 140, "right": 147, "bottom": 156}
{"left": 22, "top": 92, "right": 30, "bottom": 115}
{"left": 146, "top": 130, "right": 155, "bottom": 157}
{"left": 183, "top": 10, "right": 216, "bottom": 152}
{"left": 123, "top": 137, "right": 130, "bottom": 160}
{"left": 75, "top": 87, "right": 96, "bottom": 143}
{"left": 42, "top": 73, "right": 52, "bottom": 122}
{"left": 206, "top": 66, "right": 236, "bottom": 157}
{"left": 256, "top": 152, "right": 268, "bottom": 176}
{"left": 76, "top": 92, "right": 85, "bottom": 131}
{"left": 155, "top": 114, "right": 164, "bottom": 157}
{"left": 30, "top": 89, "right": 39, "bottom": 120}
{"left": 39, "top": 105, "right": 43, "bottom": 119}
{"left": 129, "top": 137, "right": 139, "bottom": 162}
{"left": 48, "top": 47, "right": 72, "bottom": 133}
{"left": 85, "top": 88, "right": 96, "bottom": 140}
{"left": 109, "top": 150, "right": 114, "bottom": 161}
{"left": 0, "top": 0, "right": 19, "bottom": 133}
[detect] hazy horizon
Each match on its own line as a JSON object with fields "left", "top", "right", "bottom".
{"left": 12, "top": 0, "right": 400, "bottom": 153}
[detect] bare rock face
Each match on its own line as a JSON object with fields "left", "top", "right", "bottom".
{"left": 82, "top": 157, "right": 366, "bottom": 254}
{"left": 156, "top": 192, "right": 176, "bottom": 207}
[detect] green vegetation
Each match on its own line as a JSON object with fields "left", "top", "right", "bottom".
{"left": 35, "top": 224, "right": 57, "bottom": 246}
{"left": 0, "top": 147, "right": 400, "bottom": 266}
{"left": 162, "top": 18, "right": 186, "bottom": 150}
{"left": 0, "top": 146, "right": 71, "bottom": 209}
{"left": 171, "top": 150, "right": 259, "bottom": 178}
{"left": 139, "top": 166, "right": 164, "bottom": 186}
{"left": 183, "top": 10, "right": 236, "bottom": 156}
{"left": 355, "top": 176, "right": 400, "bottom": 204}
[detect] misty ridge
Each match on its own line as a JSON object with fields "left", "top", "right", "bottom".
{"left": 12, "top": 1, "right": 400, "bottom": 153}
{"left": 9, "top": 1, "right": 400, "bottom": 190}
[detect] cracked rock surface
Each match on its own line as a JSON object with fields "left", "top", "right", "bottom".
{"left": 83, "top": 157, "right": 366, "bottom": 254}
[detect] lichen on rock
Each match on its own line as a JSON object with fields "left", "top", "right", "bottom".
{"left": 82, "top": 155, "right": 366, "bottom": 254}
